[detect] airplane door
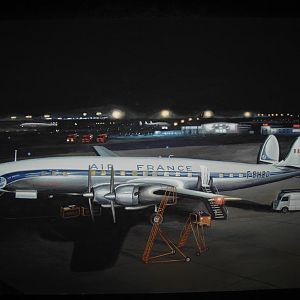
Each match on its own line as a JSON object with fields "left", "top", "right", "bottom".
{"left": 199, "top": 166, "right": 210, "bottom": 187}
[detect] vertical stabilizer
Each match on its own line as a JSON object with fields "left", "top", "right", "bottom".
{"left": 277, "top": 137, "right": 300, "bottom": 168}
{"left": 257, "top": 135, "right": 280, "bottom": 164}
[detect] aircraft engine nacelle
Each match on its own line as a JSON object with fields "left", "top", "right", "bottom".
{"left": 93, "top": 184, "right": 112, "bottom": 204}
{"left": 114, "top": 184, "right": 140, "bottom": 206}
{"left": 93, "top": 183, "right": 174, "bottom": 206}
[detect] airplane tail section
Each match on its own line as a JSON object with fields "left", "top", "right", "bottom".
{"left": 277, "top": 137, "right": 300, "bottom": 168}
{"left": 257, "top": 135, "right": 280, "bottom": 164}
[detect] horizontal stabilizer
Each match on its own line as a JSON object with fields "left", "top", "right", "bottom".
{"left": 277, "top": 137, "right": 300, "bottom": 168}
{"left": 257, "top": 135, "right": 280, "bottom": 164}
{"left": 93, "top": 146, "right": 119, "bottom": 157}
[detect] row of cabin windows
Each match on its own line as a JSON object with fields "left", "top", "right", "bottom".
{"left": 41, "top": 170, "right": 245, "bottom": 178}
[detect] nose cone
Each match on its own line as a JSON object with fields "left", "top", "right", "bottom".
{"left": 0, "top": 177, "right": 7, "bottom": 189}
{"left": 104, "top": 192, "right": 116, "bottom": 201}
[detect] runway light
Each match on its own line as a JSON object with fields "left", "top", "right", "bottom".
{"left": 203, "top": 110, "right": 214, "bottom": 118}
{"left": 96, "top": 112, "right": 102, "bottom": 116}
{"left": 180, "top": 119, "right": 185, "bottom": 123}
{"left": 188, "top": 117, "right": 193, "bottom": 121}
{"left": 173, "top": 122, "right": 178, "bottom": 126}
{"left": 44, "top": 114, "right": 50, "bottom": 118}
{"left": 82, "top": 112, "right": 87, "bottom": 117}
{"left": 111, "top": 109, "right": 125, "bottom": 119}
{"left": 10, "top": 116, "right": 17, "bottom": 119}
{"left": 25, "top": 115, "right": 32, "bottom": 119}
{"left": 160, "top": 110, "right": 171, "bottom": 118}
{"left": 243, "top": 111, "right": 252, "bottom": 118}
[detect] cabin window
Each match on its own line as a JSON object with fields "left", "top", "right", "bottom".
{"left": 239, "top": 173, "right": 243, "bottom": 178}
{"left": 229, "top": 173, "right": 234, "bottom": 178}
{"left": 281, "top": 196, "right": 289, "bottom": 202}
{"left": 219, "top": 173, "right": 224, "bottom": 178}
{"left": 51, "top": 171, "right": 57, "bottom": 176}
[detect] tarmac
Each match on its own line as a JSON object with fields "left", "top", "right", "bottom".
{"left": 0, "top": 136, "right": 299, "bottom": 295}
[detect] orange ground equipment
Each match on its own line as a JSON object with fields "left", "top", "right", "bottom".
{"left": 142, "top": 187, "right": 191, "bottom": 264}
{"left": 177, "top": 212, "right": 209, "bottom": 256}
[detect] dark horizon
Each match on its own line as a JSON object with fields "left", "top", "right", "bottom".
{"left": 1, "top": 2, "right": 300, "bottom": 115}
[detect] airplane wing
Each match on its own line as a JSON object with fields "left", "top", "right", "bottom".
{"left": 175, "top": 188, "right": 241, "bottom": 201}
{"left": 93, "top": 146, "right": 119, "bottom": 157}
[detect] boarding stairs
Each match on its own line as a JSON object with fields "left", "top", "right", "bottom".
{"left": 198, "top": 166, "right": 227, "bottom": 220}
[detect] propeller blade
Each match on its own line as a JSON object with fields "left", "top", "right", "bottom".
{"left": 110, "top": 200, "right": 116, "bottom": 223}
{"left": 88, "top": 197, "right": 95, "bottom": 223}
{"left": 87, "top": 165, "right": 94, "bottom": 222}
{"left": 110, "top": 166, "right": 115, "bottom": 193}
{"left": 88, "top": 165, "right": 92, "bottom": 193}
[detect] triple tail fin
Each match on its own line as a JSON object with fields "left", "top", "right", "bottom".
{"left": 257, "top": 135, "right": 280, "bottom": 164}
{"left": 277, "top": 137, "right": 300, "bottom": 168}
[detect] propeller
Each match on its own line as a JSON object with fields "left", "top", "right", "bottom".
{"left": 83, "top": 165, "right": 95, "bottom": 222}
{"left": 104, "top": 166, "right": 117, "bottom": 223}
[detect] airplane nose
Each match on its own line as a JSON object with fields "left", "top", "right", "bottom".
{"left": 0, "top": 177, "right": 7, "bottom": 189}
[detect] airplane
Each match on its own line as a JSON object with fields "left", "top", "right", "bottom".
{"left": 140, "top": 121, "right": 171, "bottom": 127}
{"left": 20, "top": 122, "right": 58, "bottom": 128}
{"left": 0, "top": 135, "right": 299, "bottom": 223}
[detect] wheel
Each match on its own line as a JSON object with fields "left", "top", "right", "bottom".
{"left": 185, "top": 257, "right": 191, "bottom": 262}
{"left": 150, "top": 213, "right": 163, "bottom": 225}
{"left": 281, "top": 207, "right": 289, "bottom": 214}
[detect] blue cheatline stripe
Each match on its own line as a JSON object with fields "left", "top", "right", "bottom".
{"left": 3, "top": 168, "right": 281, "bottom": 185}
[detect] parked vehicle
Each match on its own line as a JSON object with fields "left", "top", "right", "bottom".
{"left": 272, "top": 189, "right": 300, "bottom": 213}
{"left": 66, "top": 133, "right": 79, "bottom": 143}
{"left": 96, "top": 133, "right": 108, "bottom": 143}
{"left": 81, "top": 134, "right": 93, "bottom": 143}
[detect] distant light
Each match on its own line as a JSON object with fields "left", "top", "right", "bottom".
{"left": 45, "top": 117, "right": 52, "bottom": 120}
{"left": 188, "top": 117, "right": 193, "bottom": 121}
{"left": 74, "top": 123, "right": 77, "bottom": 126}
{"left": 25, "top": 115, "right": 32, "bottom": 119}
{"left": 243, "top": 111, "right": 252, "bottom": 118}
{"left": 10, "top": 116, "right": 17, "bottom": 119}
{"left": 57, "top": 117, "right": 62, "bottom": 120}
{"left": 82, "top": 112, "right": 87, "bottom": 117}
{"left": 180, "top": 119, "right": 185, "bottom": 123}
{"left": 160, "top": 110, "right": 171, "bottom": 118}
{"left": 44, "top": 114, "right": 50, "bottom": 118}
{"left": 96, "top": 112, "right": 102, "bottom": 116}
{"left": 203, "top": 110, "right": 214, "bottom": 118}
{"left": 275, "top": 113, "right": 278, "bottom": 116}
{"left": 173, "top": 122, "right": 178, "bottom": 126}
{"left": 287, "top": 113, "right": 290, "bottom": 116}
{"left": 196, "top": 117, "right": 199, "bottom": 120}
{"left": 280, "top": 113, "right": 284, "bottom": 117}
{"left": 111, "top": 109, "right": 125, "bottom": 119}
{"left": 271, "top": 113, "right": 274, "bottom": 117}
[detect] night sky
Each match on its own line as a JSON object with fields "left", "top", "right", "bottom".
{"left": 1, "top": 1, "right": 300, "bottom": 115}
